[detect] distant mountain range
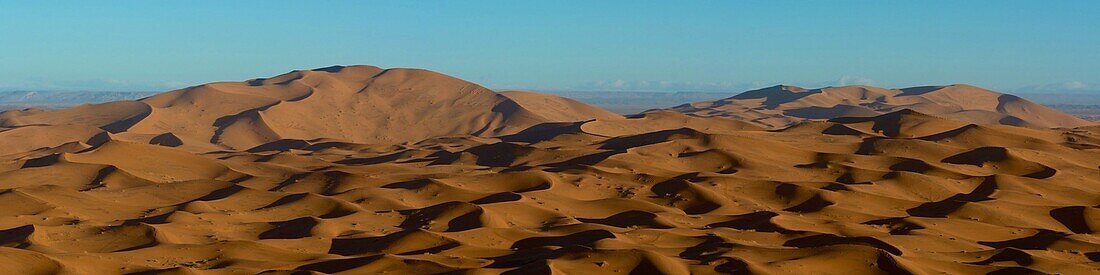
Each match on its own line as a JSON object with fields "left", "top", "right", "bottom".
{"left": 0, "top": 91, "right": 156, "bottom": 109}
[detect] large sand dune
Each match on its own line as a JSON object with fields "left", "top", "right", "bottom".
{"left": 0, "top": 65, "right": 621, "bottom": 151}
{"left": 667, "top": 84, "right": 1096, "bottom": 129}
{"left": 0, "top": 67, "right": 1098, "bottom": 274}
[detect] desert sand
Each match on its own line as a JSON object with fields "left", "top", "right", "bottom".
{"left": 0, "top": 66, "right": 1098, "bottom": 274}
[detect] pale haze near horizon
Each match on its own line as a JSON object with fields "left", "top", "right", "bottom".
{"left": 0, "top": 1, "right": 1097, "bottom": 94}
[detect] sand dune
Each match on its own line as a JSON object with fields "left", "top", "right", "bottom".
{"left": 668, "top": 84, "right": 1096, "bottom": 129}
{"left": 0, "top": 66, "right": 1098, "bottom": 274}
{"left": 0, "top": 65, "right": 617, "bottom": 151}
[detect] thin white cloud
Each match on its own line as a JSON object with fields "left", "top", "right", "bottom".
{"left": 560, "top": 76, "right": 881, "bottom": 92}
{"left": 837, "top": 76, "right": 876, "bottom": 86}
{"left": 568, "top": 79, "right": 758, "bottom": 92}
{"left": 1014, "top": 81, "right": 1097, "bottom": 93}
{"left": 1061, "top": 81, "right": 1088, "bottom": 90}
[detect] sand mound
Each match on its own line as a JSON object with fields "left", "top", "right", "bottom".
{"left": 667, "top": 84, "right": 1095, "bottom": 129}
{"left": 0, "top": 125, "right": 105, "bottom": 157}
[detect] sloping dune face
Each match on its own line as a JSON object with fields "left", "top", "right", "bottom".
{"left": 1, "top": 68, "right": 1099, "bottom": 274}
{"left": 668, "top": 84, "right": 1095, "bottom": 129}
{"left": 0, "top": 65, "right": 619, "bottom": 151}
{"left": 500, "top": 90, "right": 623, "bottom": 122}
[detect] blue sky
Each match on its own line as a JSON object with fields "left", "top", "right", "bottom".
{"left": 0, "top": 1, "right": 1097, "bottom": 93}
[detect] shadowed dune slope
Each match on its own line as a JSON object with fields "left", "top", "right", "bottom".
{"left": 666, "top": 84, "right": 1095, "bottom": 129}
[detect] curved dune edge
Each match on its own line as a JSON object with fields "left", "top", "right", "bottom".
{"left": 0, "top": 108, "right": 1098, "bottom": 274}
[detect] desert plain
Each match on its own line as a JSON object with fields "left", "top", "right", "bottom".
{"left": 0, "top": 65, "right": 1098, "bottom": 274}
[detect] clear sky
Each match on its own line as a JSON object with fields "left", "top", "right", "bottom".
{"left": 1, "top": 1, "right": 1097, "bottom": 93}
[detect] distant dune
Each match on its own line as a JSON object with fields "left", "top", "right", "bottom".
{"left": 666, "top": 84, "right": 1096, "bottom": 129}
{"left": 1, "top": 66, "right": 1098, "bottom": 274}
